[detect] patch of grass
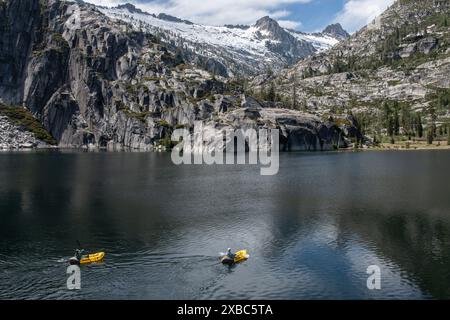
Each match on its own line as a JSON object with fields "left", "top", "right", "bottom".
{"left": 39, "top": 0, "right": 47, "bottom": 16}
{"left": 123, "top": 109, "right": 151, "bottom": 123}
{"left": 32, "top": 50, "right": 46, "bottom": 58}
{"left": 176, "top": 63, "right": 190, "bottom": 71}
{"left": 387, "top": 80, "right": 401, "bottom": 86}
{"left": 32, "top": 46, "right": 68, "bottom": 58}
{"left": 116, "top": 100, "right": 156, "bottom": 123}
{"left": 0, "top": 103, "right": 57, "bottom": 145}
{"left": 204, "top": 93, "right": 216, "bottom": 103}
{"left": 156, "top": 119, "right": 171, "bottom": 128}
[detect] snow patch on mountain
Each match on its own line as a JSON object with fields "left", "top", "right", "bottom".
{"left": 288, "top": 32, "right": 340, "bottom": 52}
{"left": 97, "top": 4, "right": 345, "bottom": 76}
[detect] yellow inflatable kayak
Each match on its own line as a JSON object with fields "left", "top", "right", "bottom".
{"left": 79, "top": 252, "right": 105, "bottom": 264}
{"left": 221, "top": 250, "right": 249, "bottom": 264}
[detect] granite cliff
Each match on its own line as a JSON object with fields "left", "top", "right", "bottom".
{"left": 0, "top": 0, "right": 357, "bottom": 151}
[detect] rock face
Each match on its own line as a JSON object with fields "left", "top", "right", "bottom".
{"left": 0, "top": 0, "right": 360, "bottom": 151}
{"left": 181, "top": 107, "right": 352, "bottom": 154}
{"left": 321, "top": 23, "right": 350, "bottom": 40}
{"left": 157, "top": 13, "right": 193, "bottom": 25}
{"left": 0, "top": 0, "right": 42, "bottom": 104}
{"left": 215, "top": 108, "right": 350, "bottom": 151}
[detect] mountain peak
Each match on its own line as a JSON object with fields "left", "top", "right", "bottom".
{"left": 254, "top": 16, "right": 288, "bottom": 41}
{"left": 322, "top": 23, "right": 350, "bottom": 40}
{"left": 255, "top": 16, "right": 281, "bottom": 31}
{"left": 157, "top": 13, "right": 194, "bottom": 25}
{"left": 116, "top": 3, "right": 149, "bottom": 15}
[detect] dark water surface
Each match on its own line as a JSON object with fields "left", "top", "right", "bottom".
{"left": 1, "top": 150, "right": 450, "bottom": 299}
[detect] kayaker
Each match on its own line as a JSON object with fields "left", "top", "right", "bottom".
{"left": 226, "top": 248, "right": 235, "bottom": 260}
{"left": 75, "top": 249, "right": 85, "bottom": 261}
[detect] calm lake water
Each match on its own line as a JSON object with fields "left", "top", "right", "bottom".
{"left": 1, "top": 150, "right": 450, "bottom": 299}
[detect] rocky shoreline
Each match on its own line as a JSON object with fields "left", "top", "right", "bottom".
{"left": 0, "top": 116, "right": 50, "bottom": 150}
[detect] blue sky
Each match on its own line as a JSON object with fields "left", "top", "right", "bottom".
{"left": 278, "top": 0, "right": 347, "bottom": 32}
{"left": 86, "top": 0, "right": 395, "bottom": 33}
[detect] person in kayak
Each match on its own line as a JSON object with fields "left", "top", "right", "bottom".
{"left": 75, "top": 249, "right": 85, "bottom": 261}
{"left": 226, "top": 248, "right": 235, "bottom": 260}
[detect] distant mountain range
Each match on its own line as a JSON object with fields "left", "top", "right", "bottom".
{"left": 98, "top": 3, "right": 348, "bottom": 77}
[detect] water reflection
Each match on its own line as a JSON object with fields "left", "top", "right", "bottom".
{"left": 0, "top": 150, "right": 450, "bottom": 299}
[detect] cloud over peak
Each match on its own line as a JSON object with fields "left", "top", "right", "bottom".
{"left": 334, "top": 0, "right": 395, "bottom": 33}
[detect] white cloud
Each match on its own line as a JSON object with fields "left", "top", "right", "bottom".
{"left": 278, "top": 20, "right": 302, "bottom": 29}
{"left": 83, "top": 0, "right": 310, "bottom": 28}
{"left": 334, "top": 0, "right": 395, "bottom": 33}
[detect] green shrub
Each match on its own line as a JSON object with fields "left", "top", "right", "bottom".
{"left": 51, "top": 33, "right": 69, "bottom": 49}
{"left": 156, "top": 119, "right": 171, "bottom": 128}
{"left": 0, "top": 103, "right": 57, "bottom": 145}
{"left": 125, "top": 83, "right": 137, "bottom": 94}
{"left": 122, "top": 109, "right": 150, "bottom": 123}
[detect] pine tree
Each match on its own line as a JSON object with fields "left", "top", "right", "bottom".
{"left": 267, "top": 82, "right": 276, "bottom": 102}
{"left": 383, "top": 102, "right": 394, "bottom": 136}
{"left": 428, "top": 103, "right": 437, "bottom": 137}
{"left": 401, "top": 104, "right": 412, "bottom": 138}
{"left": 291, "top": 73, "right": 298, "bottom": 110}
{"left": 427, "top": 129, "right": 434, "bottom": 145}
{"left": 392, "top": 101, "right": 400, "bottom": 136}
{"left": 394, "top": 109, "right": 400, "bottom": 136}
{"left": 259, "top": 87, "right": 267, "bottom": 101}
{"left": 417, "top": 114, "right": 424, "bottom": 138}
{"left": 174, "top": 47, "right": 184, "bottom": 66}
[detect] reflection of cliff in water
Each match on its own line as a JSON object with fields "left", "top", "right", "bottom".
{"left": 336, "top": 208, "right": 450, "bottom": 299}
